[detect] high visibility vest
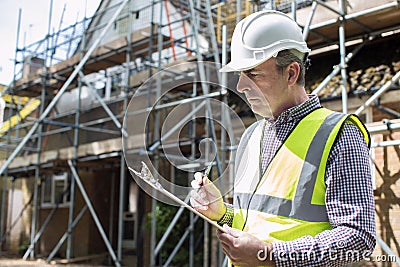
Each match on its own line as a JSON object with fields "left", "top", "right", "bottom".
{"left": 233, "top": 108, "right": 370, "bottom": 244}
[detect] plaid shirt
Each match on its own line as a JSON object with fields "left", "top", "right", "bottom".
{"left": 220, "top": 95, "right": 376, "bottom": 266}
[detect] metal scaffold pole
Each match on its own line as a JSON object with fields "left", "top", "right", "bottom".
{"left": 338, "top": 0, "right": 348, "bottom": 113}
{"left": 65, "top": 13, "right": 90, "bottom": 257}
{"left": 302, "top": 1, "right": 317, "bottom": 41}
{"left": 312, "top": 39, "right": 366, "bottom": 95}
{"left": 355, "top": 70, "right": 400, "bottom": 116}
{"left": 66, "top": 54, "right": 84, "bottom": 261}
{"left": 28, "top": 0, "right": 54, "bottom": 258}
{"left": 117, "top": 0, "right": 134, "bottom": 261}
{"left": 0, "top": 0, "right": 129, "bottom": 177}
{"left": 68, "top": 160, "right": 121, "bottom": 267}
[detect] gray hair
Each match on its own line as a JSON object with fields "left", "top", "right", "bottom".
{"left": 275, "top": 49, "right": 308, "bottom": 86}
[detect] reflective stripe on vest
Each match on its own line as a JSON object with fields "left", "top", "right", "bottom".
{"left": 233, "top": 108, "right": 369, "bottom": 242}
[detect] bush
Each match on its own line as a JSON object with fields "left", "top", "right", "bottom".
{"left": 146, "top": 202, "right": 204, "bottom": 266}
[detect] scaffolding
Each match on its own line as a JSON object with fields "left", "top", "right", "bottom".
{"left": 0, "top": 0, "right": 399, "bottom": 266}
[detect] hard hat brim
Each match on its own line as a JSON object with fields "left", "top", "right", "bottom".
{"left": 219, "top": 58, "right": 265, "bottom": 73}
{"left": 219, "top": 45, "right": 310, "bottom": 73}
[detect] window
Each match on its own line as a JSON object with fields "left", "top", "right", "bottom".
{"left": 41, "top": 172, "right": 70, "bottom": 208}
{"left": 116, "top": 5, "right": 129, "bottom": 35}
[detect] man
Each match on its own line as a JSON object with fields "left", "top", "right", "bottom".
{"left": 190, "top": 10, "right": 376, "bottom": 267}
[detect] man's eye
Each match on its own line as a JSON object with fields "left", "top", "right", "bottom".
{"left": 247, "top": 72, "right": 258, "bottom": 78}
{"left": 240, "top": 71, "right": 257, "bottom": 77}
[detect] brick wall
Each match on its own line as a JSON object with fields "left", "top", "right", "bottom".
{"left": 371, "top": 131, "right": 400, "bottom": 265}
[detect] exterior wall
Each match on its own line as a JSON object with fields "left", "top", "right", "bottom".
{"left": 38, "top": 169, "right": 118, "bottom": 258}
{"left": 7, "top": 185, "right": 26, "bottom": 251}
{"left": 39, "top": 206, "right": 72, "bottom": 257}
{"left": 0, "top": 167, "right": 124, "bottom": 259}
{"left": 1, "top": 178, "right": 33, "bottom": 254}
{"left": 42, "top": 102, "right": 124, "bottom": 152}
{"left": 372, "top": 131, "right": 400, "bottom": 261}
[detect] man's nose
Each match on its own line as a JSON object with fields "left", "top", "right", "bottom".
{"left": 236, "top": 74, "right": 251, "bottom": 93}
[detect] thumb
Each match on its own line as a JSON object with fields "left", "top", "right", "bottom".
{"left": 223, "top": 224, "right": 241, "bottom": 238}
{"left": 202, "top": 175, "right": 211, "bottom": 185}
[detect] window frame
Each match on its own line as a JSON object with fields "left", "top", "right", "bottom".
{"left": 41, "top": 172, "right": 70, "bottom": 208}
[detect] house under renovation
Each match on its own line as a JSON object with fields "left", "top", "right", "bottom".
{"left": 0, "top": 0, "right": 399, "bottom": 266}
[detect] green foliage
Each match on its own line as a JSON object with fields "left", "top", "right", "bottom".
{"left": 146, "top": 202, "right": 204, "bottom": 266}
{"left": 17, "top": 240, "right": 30, "bottom": 256}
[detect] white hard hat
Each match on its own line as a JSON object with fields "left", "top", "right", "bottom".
{"left": 220, "top": 10, "right": 310, "bottom": 72}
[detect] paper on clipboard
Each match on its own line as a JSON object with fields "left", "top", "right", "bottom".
{"left": 128, "top": 162, "right": 226, "bottom": 233}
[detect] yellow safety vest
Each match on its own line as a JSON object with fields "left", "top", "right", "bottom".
{"left": 233, "top": 108, "right": 370, "bottom": 245}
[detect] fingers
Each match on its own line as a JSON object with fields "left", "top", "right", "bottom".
{"left": 220, "top": 245, "right": 233, "bottom": 262}
{"left": 217, "top": 227, "right": 238, "bottom": 263}
{"left": 223, "top": 224, "right": 241, "bottom": 238}
{"left": 218, "top": 234, "right": 235, "bottom": 251}
{"left": 191, "top": 172, "right": 213, "bottom": 190}
{"left": 217, "top": 225, "right": 240, "bottom": 238}
{"left": 191, "top": 172, "right": 221, "bottom": 198}
{"left": 191, "top": 173, "right": 214, "bottom": 196}
{"left": 216, "top": 225, "right": 243, "bottom": 257}
{"left": 189, "top": 196, "right": 208, "bottom": 211}
{"left": 216, "top": 225, "right": 239, "bottom": 244}
{"left": 190, "top": 173, "right": 212, "bottom": 206}
{"left": 191, "top": 172, "right": 204, "bottom": 189}
{"left": 191, "top": 179, "right": 201, "bottom": 189}
{"left": 190, "top": 172, "right": 225, "bottom": 221}
{"left": 190, "top": 188, "right": 209, "bottom": 203}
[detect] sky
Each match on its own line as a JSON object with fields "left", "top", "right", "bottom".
{"left": 0, "top": 0, "right": 101, "bottom": 86}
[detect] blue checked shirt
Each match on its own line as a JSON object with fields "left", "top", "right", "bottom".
{"left": 220, "top": 95, "right": 376, "bottom": 266}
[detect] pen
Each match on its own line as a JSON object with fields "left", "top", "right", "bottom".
{"left": 204, "top": 163, "right": 213, "bottom": 177}
{"left": 193, "top": 163, "right": 213, "bottom": 190}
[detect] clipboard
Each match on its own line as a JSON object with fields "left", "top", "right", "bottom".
{"left": 128, "top": 161, "right": 226, "bottom": 233}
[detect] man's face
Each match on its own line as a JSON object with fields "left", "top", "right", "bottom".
{"left": 236, "top": 58, "right": 287, "bottom": 118}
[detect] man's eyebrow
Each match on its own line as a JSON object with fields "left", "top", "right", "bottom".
{"left": 243, "top": 69, "right": 255, "bottom": 74}
{"left": 243, "top": 69, "right": 261, "bottom": 75}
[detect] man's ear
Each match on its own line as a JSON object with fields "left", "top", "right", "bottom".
{"left": 287, "top": 62, "right": 300, "bottom": 86}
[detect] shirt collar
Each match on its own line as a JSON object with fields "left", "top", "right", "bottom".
{"left": 265, "top": 95, "right": 321, "bottom": 125}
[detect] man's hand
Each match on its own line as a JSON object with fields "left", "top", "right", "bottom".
{"left": 217, "top": 225, "right": 275, "bottom": 267}
{"left": 190, "top": 173, "right": 226, "bottom": 221}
